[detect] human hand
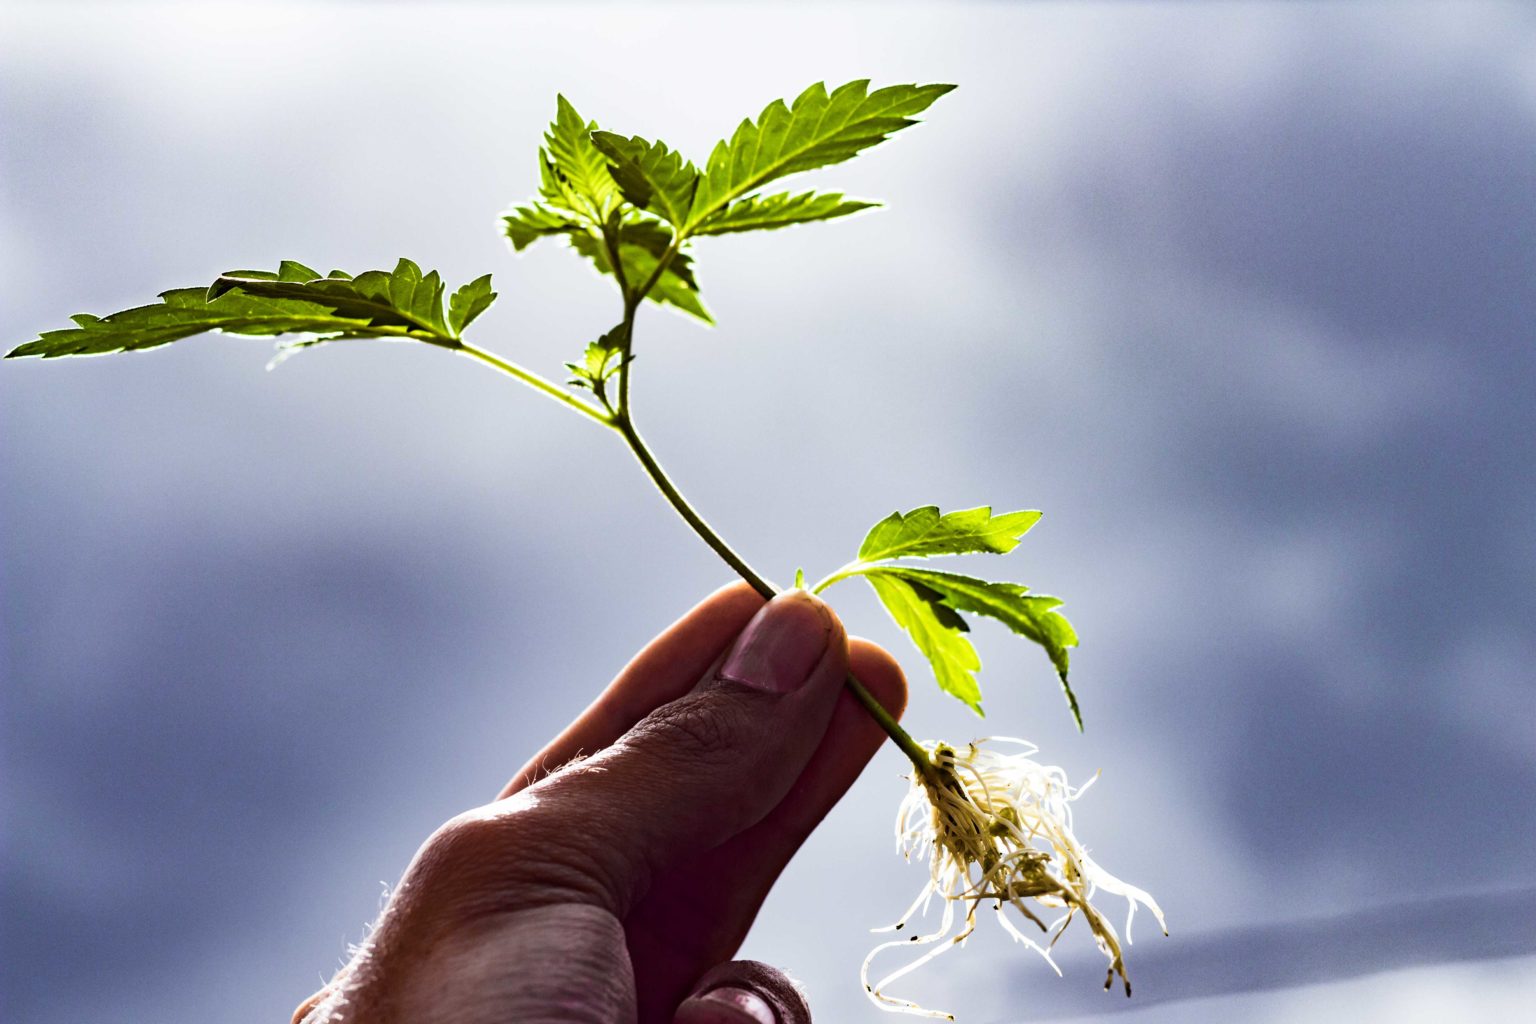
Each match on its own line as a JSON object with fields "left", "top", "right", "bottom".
{"left": 292, "top": 584, "right": 907, "bottom": 1024}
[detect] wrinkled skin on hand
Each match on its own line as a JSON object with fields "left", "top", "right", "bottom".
{"left": 293, "top": 585, "right": 907, "bottom": 1024}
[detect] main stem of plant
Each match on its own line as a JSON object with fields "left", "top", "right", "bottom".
{"left": 458, "top": 229, "right": 937, "bottom": 779}
{"left": 613, "top": 281, "right": 934, "bottom": 778}
{"left": 610, "top": 408, "right": 936, "bottom": 776}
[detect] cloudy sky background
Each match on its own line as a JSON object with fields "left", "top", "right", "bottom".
{"left": 3, "top": 2, "right": 1534, "bottom": 1021}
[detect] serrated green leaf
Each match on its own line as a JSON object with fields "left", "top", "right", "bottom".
{"left": 542, "top": 95, "right": 623, "bottom": 223}
{"left": 866, "top": 571, "right": 984, "bottom": 715}
{"left": 565, "top": 324, "right": 627, "bottom": 393}
{"left": 568, "top": 221, "right": 712, "bottom": 324}
{"left": 9, "top": 260, "right": 492, "bottom": 359}
{"left": 866, "top": 566, "right": 1081, "bottom": 729}
{"left": 502, "top": 203, "right": 584, "bottom": 251}
{"left": 693, "top": 190, "right": 878, "bottom": 236}
{"left": 637, "top": 258, "right": 711, "bottom": 322}
{"left": 447, "top": 274, "right": 497, "bottom": 336}
{"left": 220, "top": 259, "right": 323, "bottom": 283}
{"left": 590, "top": 131, "right": 700, "bottom": 228}
{"left": 685, "top": 80, "right": 954, "bottom": 233}
{"left": 209, "top": 258, "right": 455, "bottom": 338}
{"left": 857, "top": 506, "right": 1042, "bottom": 562}
{"left": 7, "top": 290, "right": 369, "bottom": 359}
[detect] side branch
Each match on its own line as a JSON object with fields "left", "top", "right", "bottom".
{"left": 455, "top": 342, "right": 614, "bottom": 427}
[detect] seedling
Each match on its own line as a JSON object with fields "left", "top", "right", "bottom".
{"left": 11, "top": 79, "right": 1163, "bottom": 1017}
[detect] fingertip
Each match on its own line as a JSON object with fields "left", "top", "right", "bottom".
{"left": 805, "top": 592, "right": 851, "bottom": 669}
{"left": 712, "top": 588, "right": 845, "bottom": 697}
{"left": 706, "top": 579, "right": 771, "bottom": 616}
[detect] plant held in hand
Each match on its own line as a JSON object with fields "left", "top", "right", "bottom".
{"left": 10, "top": 78, "right": 1163, "bottom": 1018}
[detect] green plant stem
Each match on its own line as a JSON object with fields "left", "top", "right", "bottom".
{"left": 809, "top": 561, "right": 872, "bottom": 595}
{"left": 614, "top": 413, "right": 769, "bottom": 589}
{"left": 615, "top": 297, "right": 640, "bottom": 419}
{"left": 457, "top": 244, "right": 934, "bottom": 778}
{"left": 842, "top": 667, "right": 938, "bottom": 777}
{"left": 613, "top": 238, "right": 677, "bottom": 421}
{"left": 612, "top": 241, "right": 933, "bottom": 777}
{"left": 611, "top": 408, "right": 936, "bottom": 777}
{"left": 456, "top": 341, "right": 612, "bottom": 426}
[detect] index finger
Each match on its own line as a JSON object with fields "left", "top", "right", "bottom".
{"left": 498, "top": 581, "right": 766, "bottom": 798}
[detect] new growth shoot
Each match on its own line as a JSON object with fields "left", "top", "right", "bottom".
{"left": 9, "top": 78, "right": 1162, "bottom": 1018}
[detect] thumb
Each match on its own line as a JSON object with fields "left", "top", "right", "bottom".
{"left": 497, "top": 590, "right": 849, "bottom": 915}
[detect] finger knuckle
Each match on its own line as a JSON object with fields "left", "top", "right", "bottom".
{"left": 630, "top": 692, "right": 751, "bottom": 767}
{"left": 416, "top": 804, "right": 619, "bottom": 912}
{"left": 417, "top": 808, "right": 511, "bottom": 883}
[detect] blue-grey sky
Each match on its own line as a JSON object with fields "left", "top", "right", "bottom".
{"left": 2, "top": 3, "right": 1533, "bottom": 1022}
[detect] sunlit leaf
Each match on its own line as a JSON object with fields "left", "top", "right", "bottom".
{"left": 693, "top": 190, "right": 877, "bottom": 235}
{"left": 590, "top": 131, "right": 699, "bottom": 228}
{"left": 867, "top": 566, "right": 1081, "bottom": 729}
{"left": 568, "top": 221, "right": 712, "bottom": 323}
{"left": 542, "top": 95, "right": 623, "bottom": 223}
{"left": 858, "top": 506, "right": 1042, "bottom": 562}
{"left": 866, "top": 571, "right": 984, "bottom": 714}
{"left": 9, "top": 259, "right": 493, "bottom": 358}
{"left": 686, "top": 79, "right": 953, "bottom": 233}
